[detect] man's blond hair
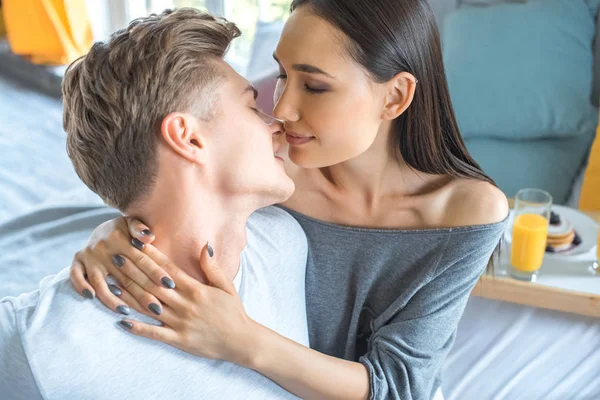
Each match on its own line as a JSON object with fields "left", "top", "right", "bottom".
{"left": 63, "top": 8, "right": 240, "bottom": 210}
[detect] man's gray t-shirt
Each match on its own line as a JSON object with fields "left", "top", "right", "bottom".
{"left": 0, "top": 206, "right": 309, "bottom": 400}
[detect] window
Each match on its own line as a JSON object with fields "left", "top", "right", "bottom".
{"left": 121, "top": 0, "right": 290, "bottom": 79}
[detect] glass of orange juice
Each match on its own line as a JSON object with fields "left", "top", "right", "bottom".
{"left": 509, "top": 188, "right": 552, "bottom": 282}
{"left": 592, "top": 228, "right": 599, "bottom": 274}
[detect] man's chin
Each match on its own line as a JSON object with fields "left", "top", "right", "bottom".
{"left": 269, "top": 177, "right": 295, "bottom": 205}
{"left": 268, "top": 177, "right": 296, "bottom": 206}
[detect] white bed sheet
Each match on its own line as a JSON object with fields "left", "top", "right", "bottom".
{"left": 442, "top": 297, "right": 600, "bottom": 399}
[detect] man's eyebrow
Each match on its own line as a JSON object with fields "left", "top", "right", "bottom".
{"left": 272, "top": 53, "right": 336, "bottom": 79}
{"left": 243, "top": 85, "right": 258, "bottom": 100}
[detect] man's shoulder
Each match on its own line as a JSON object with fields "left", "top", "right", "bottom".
{"left": 1, "top": 268, "right": 70, "bottom": 325}
{"left": 247, "top": 206, "right": 307, "bottom": 251}
{"left": 1, "top": 267, "right": 129, "bottom": 341}
{"left": 0, "top": 271, "right": 303, "bottom": 399}
{"left": 0, "top": 294, "right": 45, "bottom": 399}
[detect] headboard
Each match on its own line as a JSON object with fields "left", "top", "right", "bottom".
{"left": 428, "top": 0, "right": 600, "bottom": 106}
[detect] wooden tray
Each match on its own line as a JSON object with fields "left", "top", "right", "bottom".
{"left": 471, "top": 207, "right": 600, "bottom": 318}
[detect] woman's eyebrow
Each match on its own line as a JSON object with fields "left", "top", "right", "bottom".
{"left": 273, "top": 53, "right": 336, "bottom": 80}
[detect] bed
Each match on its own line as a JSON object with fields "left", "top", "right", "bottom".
{"left": 0, "top": 75, "right": 119, "bottom": 298}
{"left": 1, "top": 1, "right": 600, "bottom": 398}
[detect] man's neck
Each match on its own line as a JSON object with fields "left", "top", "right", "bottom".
{"left": 131, "top": 193, "right": 252, "bottom": 284}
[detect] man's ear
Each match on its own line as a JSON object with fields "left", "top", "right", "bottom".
{"left": 160, "top": 113, "right": 207, "bottom": 164}
{"left": 381, "top": 72, "right": 418, "bottom": 121}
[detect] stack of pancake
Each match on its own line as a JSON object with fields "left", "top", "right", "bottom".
{"left": 546, "top": 211, "right": 581, "bottom": 253}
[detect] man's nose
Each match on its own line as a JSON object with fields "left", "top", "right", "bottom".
{"left": 258, "top": 110, "right": 284, "bottom": 134}
{"left": 272, "top": 133, "right": 281, "bottom": 154}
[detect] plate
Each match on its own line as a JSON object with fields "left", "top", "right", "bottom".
{"left": 503, "top": 204, "right": 599, "bottom": 258}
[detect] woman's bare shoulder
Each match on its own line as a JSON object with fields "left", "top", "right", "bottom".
{"left": 441, "top": 179, "right": 509, "bottom": 228}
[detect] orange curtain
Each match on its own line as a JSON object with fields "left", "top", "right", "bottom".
{"left": 0, "top": 3, "right": 6, "bottom": 38}
{"left": 2, "top": 0, "right": 93, "bottom": 65}
{"left": 579, "top": 115, "right": 600, "bottom": 211}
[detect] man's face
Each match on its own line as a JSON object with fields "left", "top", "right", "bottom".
{"left": 205, "top": 61, "right": 295, "bottom": 205}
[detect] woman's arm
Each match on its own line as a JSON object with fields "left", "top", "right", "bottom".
{"left": 119, "top": 225, "right": 505, "bottom": 400}
{"left": 118, "top": 243, "right": 370, "bottom": 400}
{"left": 246, "top": 323, "right": 370, "bottom": 400}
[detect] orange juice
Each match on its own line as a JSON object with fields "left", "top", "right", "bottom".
{"left": 510, "top": 214, "right": 549, "bottom": 272}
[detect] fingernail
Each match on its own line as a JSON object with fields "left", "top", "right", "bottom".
{"left": 82, "top": 289, "right": 94, "bottom": 299}
{"left": 112, "top": 255, "right": 125, "bottom": 268}
{"left": 207, "top": 242, "right": 214, "bottom": 258}
{"left": 161, "top": 277, "right": 176, "bottom": 289}
{"left": 141, "top": 229, "right": 153, "bottom": 236}
{"left": 131, "top": 238, "right": 145, "bottom": 251}
{"left": 118, "top": 320, "right": 133, "bottom": 330}
{"left": 149, "top": 303, "right": 162, "bottom": 315}
{"left": 116, "top": 305, "right": 131, "bottom": 315}
{"left": 108, "top": 284, "right": 122, "bottom": 297}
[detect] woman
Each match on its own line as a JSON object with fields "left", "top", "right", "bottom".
{"left": 70, "top": 0, "right": 508, "bottom": 399}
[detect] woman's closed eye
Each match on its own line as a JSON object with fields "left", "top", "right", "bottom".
{"left": 304, "top": 84, "right": 328, "bottom": 94}
{"left": 277, "top": 74, "right": 328, "bottom": 95}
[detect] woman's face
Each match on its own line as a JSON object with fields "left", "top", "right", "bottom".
{"left": 273, "top": 7, "right": 388, "bottom": 168}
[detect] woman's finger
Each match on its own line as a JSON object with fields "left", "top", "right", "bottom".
{"left": 70, "top": 259, "right": 95, "bottom": 299}
{"left": 88, "top": 269, "right": 133, "bottom": 317}
{"left": 110, "top": 281, "right": 168, "bottom": 321}
{"left": 108, "top": 255, "right": 180, "bottom": 311}
{"left": 107, "top": 282, "right": 145, "bottom": 314}
{"left": 118, "top": 289, "right": 178, "bottom": 327}
{"left": 121, "top": 241, "right": 196, "bottom": 294}
{"left": 103, "top": 276, "right": 179, "bottom": 327}
{"left": 125, "top": 217, "right": 155, "bottom": 244}
{"left": 200, "top": 242, "right": 236, "bottom": 295}
{"left": 117, "top": 319, "right": 178, "bottom": 345}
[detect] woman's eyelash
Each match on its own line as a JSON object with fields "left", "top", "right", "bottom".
{"left": 304, "top": 85, "right": 327, "bottom": 94}
{"left": 277, "top": 74, "right": 326, "bottom": 94}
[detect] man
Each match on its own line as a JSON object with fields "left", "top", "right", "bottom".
{"left": 0, "top": 9, "right": 308, "bottom": 399}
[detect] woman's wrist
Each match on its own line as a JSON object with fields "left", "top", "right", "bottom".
{"left": 236, "top": 319, "right": 272, "bottom": 370}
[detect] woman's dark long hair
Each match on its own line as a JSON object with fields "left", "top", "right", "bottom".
{"left": 290, "top": 0, "right": 494, "bottom": 186}
{"left": 290, "top": 0, "right": 502, "bottom": 270}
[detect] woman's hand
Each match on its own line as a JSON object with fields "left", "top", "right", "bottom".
{"left": 117, "top": 243, "right": 258, "bottom": 366}
{"left": 103, "top": 241, "right": 370, "bottom": 400}
{"left": 69, "top": 216, "right": 179, "bottom": 319}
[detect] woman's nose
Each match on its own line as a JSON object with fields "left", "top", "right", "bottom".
{"left": 273, "top": 82, "right": 300, "bottom": 122}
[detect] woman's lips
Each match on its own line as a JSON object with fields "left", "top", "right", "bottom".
{"left": 285, "top": 132, "right": 314, "bottom": 145}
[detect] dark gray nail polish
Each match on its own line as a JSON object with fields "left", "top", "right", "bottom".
{"left": 116, "top": 305, "right": 131, "bottom": 315}
{"left": 207, "top": 242, "right": 214, "bottom": 258}
{"left": 112, "top": 255, "right": 125, "bottom": 268}
{"left": 141, "top": 229, "right": 153, "bottom": 236}
{"left": 149, "top": 303, "right": 162, "bottom": 315}
{"left": 118, "top": 320, "right": 133, "bottom": 330}
{"left": 131, "top": 238, "right": 145, "bottom": 251}
{"left": 161, "top": 277, "right": 176, "bottom": 289}
{"left": 108, "top": 284, "right": 122, "bottom": 297}
{"left": 82, "top": 289, "right": 94, "bottom": 299}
